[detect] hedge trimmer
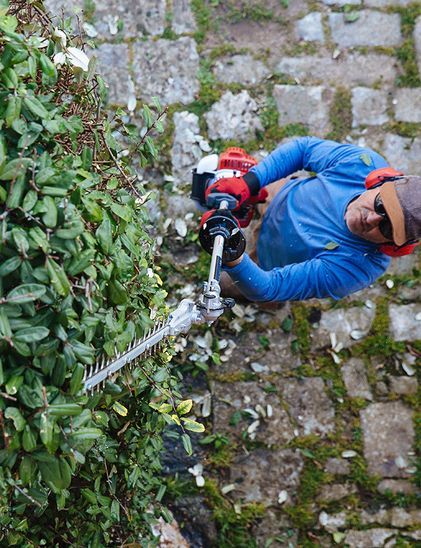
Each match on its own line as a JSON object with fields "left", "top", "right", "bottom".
{"left": 83, "top": 148, "right": 262, "bottom": 392}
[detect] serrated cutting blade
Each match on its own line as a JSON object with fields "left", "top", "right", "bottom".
{"left": 83, "top": 299, "right": 201, "bottom": 393}
{"left": 83, "top": 319, "right": 170, "bottom": 392}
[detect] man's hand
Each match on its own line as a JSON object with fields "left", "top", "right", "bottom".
{"left": 205, "top": 176, "right": 251, "bottom": 210}
{"left": 199, "top": 209, "right": 246, "bottom": 264}
{"left": 225, "top": 255, "right": 244, "bottom": 267}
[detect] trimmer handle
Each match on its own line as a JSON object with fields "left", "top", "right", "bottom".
{"left": 206, "top": 192, "right": 237, "bottom": 210}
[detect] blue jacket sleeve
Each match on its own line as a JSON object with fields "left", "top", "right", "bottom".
{"left": 250, "top": 137, "right": 388, "bottom": 188}
{"left": 224, "top": 253, "right": 389, "bottom": 302}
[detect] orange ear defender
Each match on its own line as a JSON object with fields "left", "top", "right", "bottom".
{"left": 365, "top": 168, "right": 418, "bottom": 257}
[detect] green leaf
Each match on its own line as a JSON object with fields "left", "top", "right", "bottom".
{"left": 22, "top": 190, "right": 38, "bottom": 211}
{"left": 55, "top": 220, "right": 84, "bottom": 239}
{"left": 39, "top": 412, "right": 55, "bottom": 453}
{"left": 39, "top": 53, "right": 56, "bottom": 79}
{"left": 5, "top": 375, "right": 23, "bottom": 395}
{"left": 0, "top": 15, "right": 18, "bottom": 33}
{"left": 110, "top": 499, "right": 120, "bottom": 522}
{"left": 42, "top": 196, "right": 57, "bottom": 227}
{"left": 96, "top": 216, "right": 112, "bottom": 254}
{"left": 0, "top": 310, "right": 12, "bottom": 338}
{"left": 2, "top": 67, "right": 18, "bottom": 88}
{"left": 112, "top": 401, "right": 128, "bottom": 417}
{"left": 5, "top": 407, "right": 26, "bottom": 431}
{"left": 0, "top": 157, "right": 32, "bottom": 180}
{"left": 111, "top": 202, "right": 132, "bottom": 222}
{"left": 23, "top": 96, "right": 49, "bottom": 119}
{"left": 181, "top": 417, "right": 205, "bottom": 433}
{"left": 5, "top": 96, "right": 21, "bottom": 128}
{"left": 67, "top": 249, "right": 94, "bottom": 276}
{"left": 69, "top": 363, "right": 84, "bottom": 395}
{"left": 70, "top": 427, "right": 103, "bottom": 440}
{"left": 46, "top": 258, "right": 71, "bottom": 296}
{"left": 325, "top": 241, "right": 340, "bottom": 251}
{"left": 149, "top": 402, "right": 173, "bottom": 414}
{"left": 35, "top": 167, "right": 55, "bottom": 186}
{"left": 176, "top": 399, "right": 193, "bottom": 416}
{"left": 359, "top": 153, "right": 372, "bottom": 166}
{"left": 344, "top": 11, "right": 359, "bottom": 23}
{"left": 18, "top": 129, "right": 41, "bottom": 149}
{"left": 181, "top": 433, "right": 193, "bottom": 456}
{"left": 11, "top": 228, "right": 29, "bottom": 255}
{"left": 0, "top": 255, "right": 22, "bottom": 277}
{"left": 14, "top": 326, "right": 49, "bottom": 343}
{"left": 47, "top": 403, "right": 82, "bottom": 417}
{"left": 281, "top": 316, "right": 293, "bottom": 333}
{"left": 82, "top": 197, "right": 103, "bottom": 222}
{"left": 6, "top": 283, "right": 46, "bottom": 304}
{"left": 22, "top": 425, "right": 37, "bottom": 452}
{"left": 19, "top": 455, "right": 35, "bottom": 485}
{"left": 108, "top": 279, "right": 127, "bottom": 305}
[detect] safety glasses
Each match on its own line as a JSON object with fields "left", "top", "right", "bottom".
{"left": 374, "top": 193, "right": 393, "bottom": 241}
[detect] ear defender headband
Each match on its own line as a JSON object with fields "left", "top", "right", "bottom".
{"left": 365, "top": 168, "right": 418, "bottom": 257}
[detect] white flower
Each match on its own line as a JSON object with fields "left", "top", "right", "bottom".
{"left": 66, "top": 47, "right": 90, "bottom": 71}
{"left": 53, "top": 52, "right": 66, "bottom": 66}
{"left": 53, "top": 27, "right": 67, "bottom": 47}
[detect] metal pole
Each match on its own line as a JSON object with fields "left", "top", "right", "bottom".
{"left": 207, "top": 199, "right": 228, "bottom": 287}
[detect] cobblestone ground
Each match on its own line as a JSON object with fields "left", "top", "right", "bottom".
{"left": 46, "top": 1, "right": 420, "bottom": 546}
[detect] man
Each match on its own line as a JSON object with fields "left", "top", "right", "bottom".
{"left": 204, "top": 137, "right": 420, "bottom": 302}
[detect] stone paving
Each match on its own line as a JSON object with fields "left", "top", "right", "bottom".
{"left": 46, "top": 1, "right": 421, "bottom": 546}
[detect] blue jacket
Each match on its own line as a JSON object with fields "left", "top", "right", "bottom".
{"left": 224, "top": 137, "right": 390, "bottom": 301}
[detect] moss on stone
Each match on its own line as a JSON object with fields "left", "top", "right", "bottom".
{"left": 291, "top": 303, "right": 311, "bottom": 357}
{"left": 284, "top": 463, "right": 328, "bottom": 528}
{"left": 327, "top": 87, "right": 352, "bottom": 142}
{"left": 394, "top": 5, "right": 421, "bottom": 87}
{"left": 190, "top": 0, "right": 211, "bottom": 44}
{"left": 204, "top": 479, "right": 265, "bottom": 547}
{"left": 83, "top": 0, "right": 96, "bottom": 22}
{"left": 351, "top": 297, "right": 406, "bottom": 358}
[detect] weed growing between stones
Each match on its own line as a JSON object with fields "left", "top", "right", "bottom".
{"left": 328, "top": 87, "right": 352, "bottom": 142}
{"left": 384, "top": 119, "right": 421, "bottom": 137}
{"left": 83, "top": 0, "right": 96, "bottom": 22}
{"left": 351, "top": 297, "right": 406, "bottom": 359}
{"left": 290, "top": 303, "right": 311, "bottom": 357}
{"left": 204, "top": 479, "right": 266, "bottom": 547}
{"left": 393, "top": 4, "right": 421, "bottom": 87}
{"left": 284, "top": 463, "right": 328, "bottom": 529}
{"left": 188, "top": 59, "right": 222, "bottom": 118}
{"left": 190, "top": 0, "right": 211, "bottom": 44}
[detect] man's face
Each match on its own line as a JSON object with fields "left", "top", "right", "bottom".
{"left": 345, "top": 188, "right": 391, "bottom": 244}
